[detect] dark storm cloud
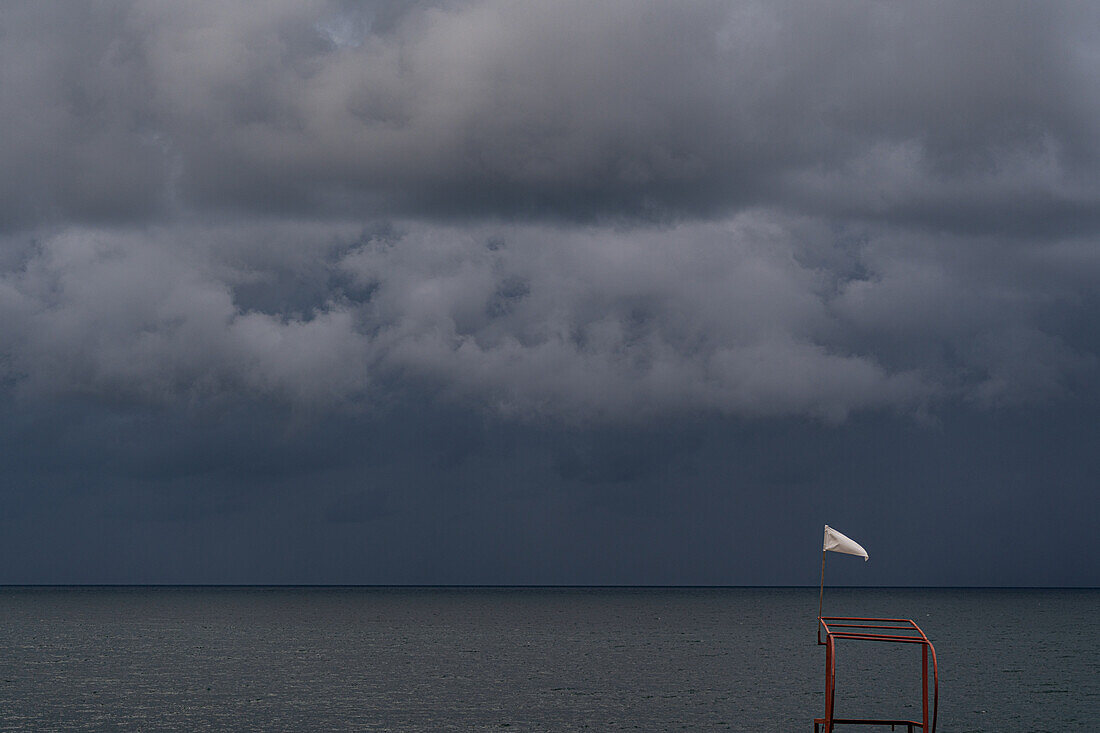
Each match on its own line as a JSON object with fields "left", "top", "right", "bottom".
{"left": 3, "top": 1, "right": 1100, "bottom": 228}
{"left": 0, "top": 0, "right": 1098, "bottom": 423}
{"left": 2, "top": 215, "right": 1092, "bottom": 421}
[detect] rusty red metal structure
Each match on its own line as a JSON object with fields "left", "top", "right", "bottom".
{"left": 814, "top": 616, "right": 938, "bottom": 733}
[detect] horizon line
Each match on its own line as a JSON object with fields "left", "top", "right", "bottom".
{"left": 1, "top": 583, "right": 1096, "bottom": 590}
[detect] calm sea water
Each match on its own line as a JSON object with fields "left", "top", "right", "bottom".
{"left": 0, "top": 587, "right": 1094, "bottom": 731}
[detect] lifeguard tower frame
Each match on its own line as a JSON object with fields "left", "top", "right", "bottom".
{"left": 814, "top": 615, "right": 938, "bottom": 733}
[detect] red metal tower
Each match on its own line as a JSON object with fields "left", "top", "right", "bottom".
{"left": 814, "top": 615, "right": 938, "bottom": 733}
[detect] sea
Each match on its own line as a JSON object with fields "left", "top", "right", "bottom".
{"left": 0, "top": 587, "right": 1095, "bottom": 731}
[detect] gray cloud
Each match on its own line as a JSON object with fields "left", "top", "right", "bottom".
{"left": 2, "top": 215, "right": 1092, "bottom": 422}
{"left": 0, "top": 223, "right": 371, "bottom": 407}
{"left": 0, "top": 1, "right": 1097, "bottom": 424}
{"left": 2, "top": 2, "right": 1099, "bottom": 229}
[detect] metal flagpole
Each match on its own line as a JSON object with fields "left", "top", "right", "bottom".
{"left": 818, "top": 549, "right": 826, "bottom": 620}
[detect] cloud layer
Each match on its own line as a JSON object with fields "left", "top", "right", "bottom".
{"left": 1, "top": 1, "right": 1098, "bottom": 422}
{"left": 4, "top": 2, "right": 1100, "bottom": 225}
{"left": 2, "top": 215, "right": 1092, "bottom": 421}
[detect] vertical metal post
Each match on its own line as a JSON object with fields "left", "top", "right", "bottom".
{"left": 818, "top": 551, "right": 826, "bottom": 621}
{"left": 922, "top": 643, "right": 929, "bottom": 732}
{"left": 824, "top": 635, "right": 835, "bottom": 733}
{"left": 818, "top": 551, "right": 826, "bottom": 645}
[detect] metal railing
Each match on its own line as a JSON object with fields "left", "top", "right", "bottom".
{"left": 814, "top": 616, "right": 938, "bottom": 733}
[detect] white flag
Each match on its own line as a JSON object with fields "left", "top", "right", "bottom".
{"left": 823, "top": 525, "right": 869, "bottom": 561}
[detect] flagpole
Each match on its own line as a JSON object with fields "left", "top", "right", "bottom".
{"left": 818, "top": 549, "right": 826, "bottom": 620}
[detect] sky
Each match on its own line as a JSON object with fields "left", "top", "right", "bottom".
{"left": 0, "top": 1, "right": 1097, "bottom": 586}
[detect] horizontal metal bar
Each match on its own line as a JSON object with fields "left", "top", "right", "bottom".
{"left": 827, "top": 623, "right": 922, "bottom": 630}
{"left": 827, "top": 629, "right": 932, "bottom": 638}
{"left": 820, "top": 616, "right": 916, "bottom": 624}
{"left": 828, "top": 629, "right": 924, "bottom": 638}
{"left": 815, "top": 718, "right": 922, "bottom": 727}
